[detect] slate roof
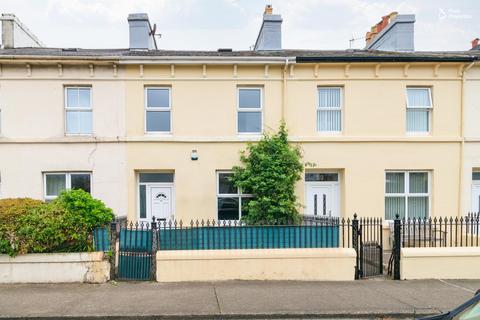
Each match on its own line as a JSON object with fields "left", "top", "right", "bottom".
{"left": 0, "top": 47, "right": 477, "bottom": 62}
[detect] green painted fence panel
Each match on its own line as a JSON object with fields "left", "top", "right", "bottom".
{"left": 158, "top": 225, "right": 339, "bottom": 250}
{"left": 93, "top": 227, "right": 110, "bottom": 252}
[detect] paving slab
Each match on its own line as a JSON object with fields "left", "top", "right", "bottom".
{"left": 0, "top": 279, "right": 479, "bottom": 319}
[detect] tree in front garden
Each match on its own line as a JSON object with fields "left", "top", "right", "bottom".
{"left": 231, "top": 123, "right": 303, "bottom": 224}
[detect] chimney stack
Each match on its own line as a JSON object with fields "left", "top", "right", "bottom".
{"left": 365, "top": 12, "right": 415, "bottom": 52}
{"left": 0, "top": 14, "right": 44, "bottom": 48}
{"left": 471, "top": 38, "right": 479, "bottom": 50}
{"left": 254, "top": 5, "right": 282, "bottom": 51}
{"left": 127, "top": 13, "right": 157, "bottom": 50}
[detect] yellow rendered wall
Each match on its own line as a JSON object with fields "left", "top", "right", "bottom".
{"left": 401, "top": 247, "right": 480, "bottom": 279}
{"left": 124, "top": 63, "right": 463, "bottom": 221}
{"left": 156, "top": 248, "right": 356, "bottom": 282}
{"left": 463, "top": 65, "right": 480, "bottom": 213}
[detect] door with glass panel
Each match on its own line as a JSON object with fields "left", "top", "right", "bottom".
{"left": 385, "top": 171, "right": 430, "bottom": 220}
{"left": 138, "top": 173, "right": 174, "bottom": 222}
{"left": 305, "top": 173, "right": 340, "bottom": 217}
{"left": 146, "top": 185, "right": 172, "bottom": 222}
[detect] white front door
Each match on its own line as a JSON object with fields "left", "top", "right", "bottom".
{"left": 472, "top": 183, "right": 480, "bottom": 213}
{"left": 146, "top": 185, "right": 173, "bottom": 222}
{"left": 306, "top": 183, "right": 339, "bottom": 217}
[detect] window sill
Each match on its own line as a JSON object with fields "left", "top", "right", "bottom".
{"left": 316, "top": 131, "right": 343, "bottom": 136}
{"left": 65, "top": 133, "right": 94, "bottom": 137}
{"left": 406, "top": 132, "right": 431, "bottom": 136}
{"left": 236, "top": 134, "right": 262, "bottom": 141}
{"left": 144, "top": 132, "right": 173, "bottom": 136}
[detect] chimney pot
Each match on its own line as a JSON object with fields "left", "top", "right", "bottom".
{"left": 472, "top": 38, "right": 479, "bottom": 50}
{"left": 365, "top": 12, "right": 415, "bottom": 52}
{"left": 264, "top": 5, "right": 273, "bottom": 15}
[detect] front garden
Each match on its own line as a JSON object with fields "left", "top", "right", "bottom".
{"left": 0, "top": 189, "right": 113, "bottom": 257}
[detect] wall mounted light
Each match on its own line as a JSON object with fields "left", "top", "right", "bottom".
{"left": 191, "top": 149, "right": 198, "bottom": 161}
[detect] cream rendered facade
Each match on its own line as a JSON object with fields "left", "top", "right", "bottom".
{"left": 0, "top": 55, "right": 476, "bottom": 221}
{"left": 463, "top": 63, "right": 480, "bottom": 214}
{"left": 0, "top": 62, "right": 128, "bottom": 216}
{"left": 123, "top": 60, "right": 467, "bottom": 221}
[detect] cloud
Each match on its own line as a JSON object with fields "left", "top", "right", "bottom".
{"left": 1, "top": 0, "right": 478, "bottom": 50}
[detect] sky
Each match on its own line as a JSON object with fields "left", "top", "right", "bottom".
{"left": 1, "top": 0, "right": 479, "bottom": 51}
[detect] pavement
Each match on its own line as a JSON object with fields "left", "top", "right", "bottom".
{"left": 0, "top": 279, "right": 479, "bottom": 319}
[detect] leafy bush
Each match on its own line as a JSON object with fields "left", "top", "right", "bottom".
{"left": 231, "top": 123, "right": 303, "bottom": 224}
{"left": 0, "top": 198, "right": 44, "bottom": 256}
{"left": 0, "top": 190, "right": 114, "bottom": 256}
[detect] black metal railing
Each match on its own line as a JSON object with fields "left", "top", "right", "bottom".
{"left": 400, "top": 215, "right": 479, "bottom": 248}
{"left": 389, "top": 213, "right": 480, "bottom": 280}
{"left": 94, "top": 215, "right": 386, "bottom": 281}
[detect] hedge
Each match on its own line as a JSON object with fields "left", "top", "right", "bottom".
{"left": 0, "top": 190, "right": 114, "bottom": 256}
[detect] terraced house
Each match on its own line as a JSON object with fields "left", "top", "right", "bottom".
{"left": 0, "top": 8, "right": 478, "bottom": 224}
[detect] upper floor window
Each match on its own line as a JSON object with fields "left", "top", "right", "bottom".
{"left": 385, "top": 171, "right": 430, "bottom": 220}
{"left": 237, "top": 87, "right": 262, "bottom": 134}
{"left": 65, "top": 87, "right": 92, "bottom": 135}
{"left": 145, "top": 87, "right": 171, "bottom": 133}
{"left": 406, "top": 88, "right": 432, "bottom": 134}
{"left": 217, "top": 171, "right": 252, "bottom": 220}
{"left": 317, "top": 87, "right": 342, "bottom": 133}
{"left": 44, "top": 172, "right": 91, "bottom": 200}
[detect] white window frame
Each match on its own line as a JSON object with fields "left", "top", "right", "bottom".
{"left": 43, "top": 172, "right": 92, "bottom": 200}
{"left": 144, "top": 87, "right": 172, "bottom": 134}
{"left": 216, "top": 171, "right": 253, "bottom": 221}
{"left": 406, "top": 87, "right": 433, "bottom": 135}
{"left": 385, "top": 170, "right": 431, "bottom": 220}
{"left": 472, "top": 171, "right": 480, "bottom": 213}
{"left": 317, "top": 86, "right": 343, "bottom": 134}
{"left": 64, "top": 86, "right": 93, "bottom": 136}
{"left": 237, "top": 87, "right": 263, "bottom": 135}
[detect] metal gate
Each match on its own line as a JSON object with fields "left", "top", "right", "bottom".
{"left": 353, "top": 216, "right": 383, "bottom": 279}
{"left": 94, "top": 220, "right": 157, "bottom": 281}
{"left": 117, "top": 221, "right": 157, "bottom": 280}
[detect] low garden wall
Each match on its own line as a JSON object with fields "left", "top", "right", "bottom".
{"left": 0, "top": 252, "right": 110, "bottom": 283}
{"left": 156, "top": 248, "right": 356, "bottom": 282}
{"left": 400, "top": 247, "right": 480, "bottom": 280}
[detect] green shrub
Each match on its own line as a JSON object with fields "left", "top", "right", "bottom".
{"left": 0, "top": 198, "right": 44, "bottom": 256}
{"left": 0, "top": 190, "right": 114, "bottom": 256}
{"left": 231, "top": 123, "right": 303, "bottom": 224}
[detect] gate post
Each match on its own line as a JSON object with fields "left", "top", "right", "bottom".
{"left": 379, "top": 218, "right": 384, "bottom": 275}
{"left": 150, "top": 216, "right": 158, "bottom": 281}
{"left": 352, "top": 213, "right": 360, "bottom": 279}
{"left": 109, "top": 221, "right": 118, "bottom": 280}
{"left": 393, "top": 214, "right": 401, "bottom": 280}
